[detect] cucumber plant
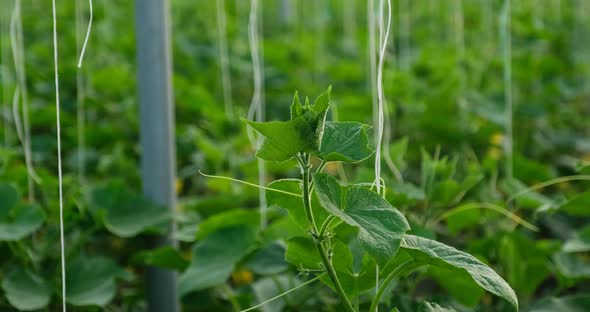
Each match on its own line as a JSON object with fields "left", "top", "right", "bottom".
{"left": 243, "top": 87, "right": 519, "bottom": 311}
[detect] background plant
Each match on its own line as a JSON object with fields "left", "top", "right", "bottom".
{"left": 0, "top": 0, "right": 589, "bottom": 311}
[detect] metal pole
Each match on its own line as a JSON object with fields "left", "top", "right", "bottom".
{"left": 134, "top": 1, "right": 178, "bottom": 311}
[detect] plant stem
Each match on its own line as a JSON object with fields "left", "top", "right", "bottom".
{"left": 369, "top": 260, "right": 416, "bottom": 312}
{"left": 318, "top": 215, "right": 336, "bottom": 238}
{"left": 299, "top": 153, "right": 355, "bottom": 312}
{"left": 301, "top": 156, "right": 317, "bottom": 230}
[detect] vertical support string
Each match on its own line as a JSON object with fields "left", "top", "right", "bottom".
{"left": 76, "top": 0, "right": 92, "bottom": 186}
{"left": 247, "top": 0, "right": 267, "bottom": 228}
{"left": 500, "top": 0, "right": 513, "bottom": 180}
{"left": 76, "top": 0, "right": 92, "bottom": 68}
{"left": 375, "top": 0, "right": 391, "bottom": 196}
{"left": 372, "top": 1, "right": 392, "bottom": 310}
{"left": 51, "top": 0, "right": 67, "bottom": 310}
{"left": 216, "top": 0, "right": 234, "bottom": 117}
{"left": 368, "top": 0, "right": 377, "bottom": 149}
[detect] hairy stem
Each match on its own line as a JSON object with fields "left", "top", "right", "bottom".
{"left": 299, "top": 153, "right": 355, "bottom": 312}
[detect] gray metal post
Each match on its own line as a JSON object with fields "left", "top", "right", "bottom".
{"left": 134, "top": 1, "right": 179, "bottom": 311}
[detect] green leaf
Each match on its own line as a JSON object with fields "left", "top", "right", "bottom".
{"left": 89, "top": 183, "right": 170, "bottom": 237}
{"left": 66, "top": 257, "right": 127, "bottom": 306}
{"left": 290, "top": 91, "right": 303, "bottom": 119}
{"left": 0, "top": 203, "right": 45, "bottom": 241}
{"left": 558, "top": 191, "right": 590, "bottom": 216}
{"left": 401, "top": 235, "right": 519, "bottom": 310}
{"left": 195, "top": 209, "right": 259, "bottom": 240}
{"left": 285, "top": 237, "right": 322, "bottom": 270}
{"left": 526, "top": 295, "right": 590, "bottom": 312}
{"left": 266, "top": 179, "right": 327, "bottom": 233}
{"left": 244, "top": 87, "right": 332, "bottom": 162}
{"left": 0, "top": 183, "right": 19, "bottom": 219}
{"left": 553, "top": 252, "right": 590, "bottom": 278}
{"left": 312, "top": 85, "right": 331, "bottom": 113}
{"left": 313, "top": 173, "right": 410, "bottom": 266}
{"left": 419, "top": 301, "right": 457, "bottom": 312}
{"left": 563, "top": 226, "right": 590, "bottom": 253}
{"left": 429, "top": 266, "right": 485, "bottom": 307}
{"left": 243, "top": 118, "right": 311, "bottom": 162}
{"left": 316, "top": 121, "right": 374, "bottom": 162}
{"left": 2, "top": 269, "right": 51, "bottom": 311}
{"left": 133, "top": 246, "right": 189, "bottom": 271}
{"left": 179, "top": 226, "right": 257, "bottom": 296}
{"left": 246, "top": 242, "right": 288, "bottom": 275}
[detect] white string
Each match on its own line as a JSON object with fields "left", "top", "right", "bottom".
{"left": 375, "top": 0, "right": 391, "bottom": 195}
{"left": 247, "top": 0, "right": 267, "bottom": 228}
{"left": 216, "top": 0, "right": 234, "bottom": 117}
{"left": 75, "top": 0, "right": 87, "bottom": 185}
{"left": 51, "top": 0, "right": 66, "bottom": 310}
{"left": 10, "top": 0, "right": 39, "bottom": 200}
{"left": 368, "top": 0, "right": 378, "bottom": 150}
{"left": 76, "top": 0, "right": 92, "bottom": 68}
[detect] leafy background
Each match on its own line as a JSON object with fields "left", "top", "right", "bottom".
{"left": 1, "top": 0, "right": 589, "bottom": 311}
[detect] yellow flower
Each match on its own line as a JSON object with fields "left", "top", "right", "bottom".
{"left": 232, "top": 269, "right": 253, "bottom": 285}
{"left": 490, "top": 133, "right": 504, "bottom": 146}
{"left": 175, "top": 178, "right": 183, "bottom": 194}
{"left": 488, "top": 147, "right": 502, "bottom": 160}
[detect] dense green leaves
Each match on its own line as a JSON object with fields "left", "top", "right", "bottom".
{"left": 1, "top": 269, "right": 51, "bottom": 310}
{"left": 179, "top": 226, "right": 257, "bottom": 296}
{"left": 400, "top": 235, "right": 519, "bottom": 310}
{"left": 313, "top": 173, "right": 410, "bottom": 266}
{"left": 66, "top": 257, "right": 128, "bottom": 306}
{"left": 316, "top": 121, "right": 374, "bottom": 162}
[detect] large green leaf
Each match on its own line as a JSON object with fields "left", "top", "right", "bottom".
{"left": 195, "top": 209, "right": 259, "bottom": 240}
{"left": 2, "top": 269, "right": 51, "bottom": 311}
{"left": 313, "top": 173, "right": 410, "bottom": 266}
{"left": 0, "top": 203, "right": 45, "bottom": 241}
{"left": 66, "top": 257, "right": 127, "bottom": 306}
{"left": 89, "top": 183, "right": 170, "bottom": 237}
{"left": 246, "top": 242, "right": 288, "bottom": 275}
{"left": 179, "top": 226, "right": 257, "bottom": 296}
{"left": 429, "top": 266, "right": 484, "bottom": 307}
{"left": 316, "top": 121, "right": 374, "bottom": 162}
{"left": 0, "top": 183, "right": 19, "bottom": 219}
{"left": 285, "top": 237, "right": 322, "bottom": 270}
{"left": 400, "top": 235, "right": 518, "bottom": 310}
